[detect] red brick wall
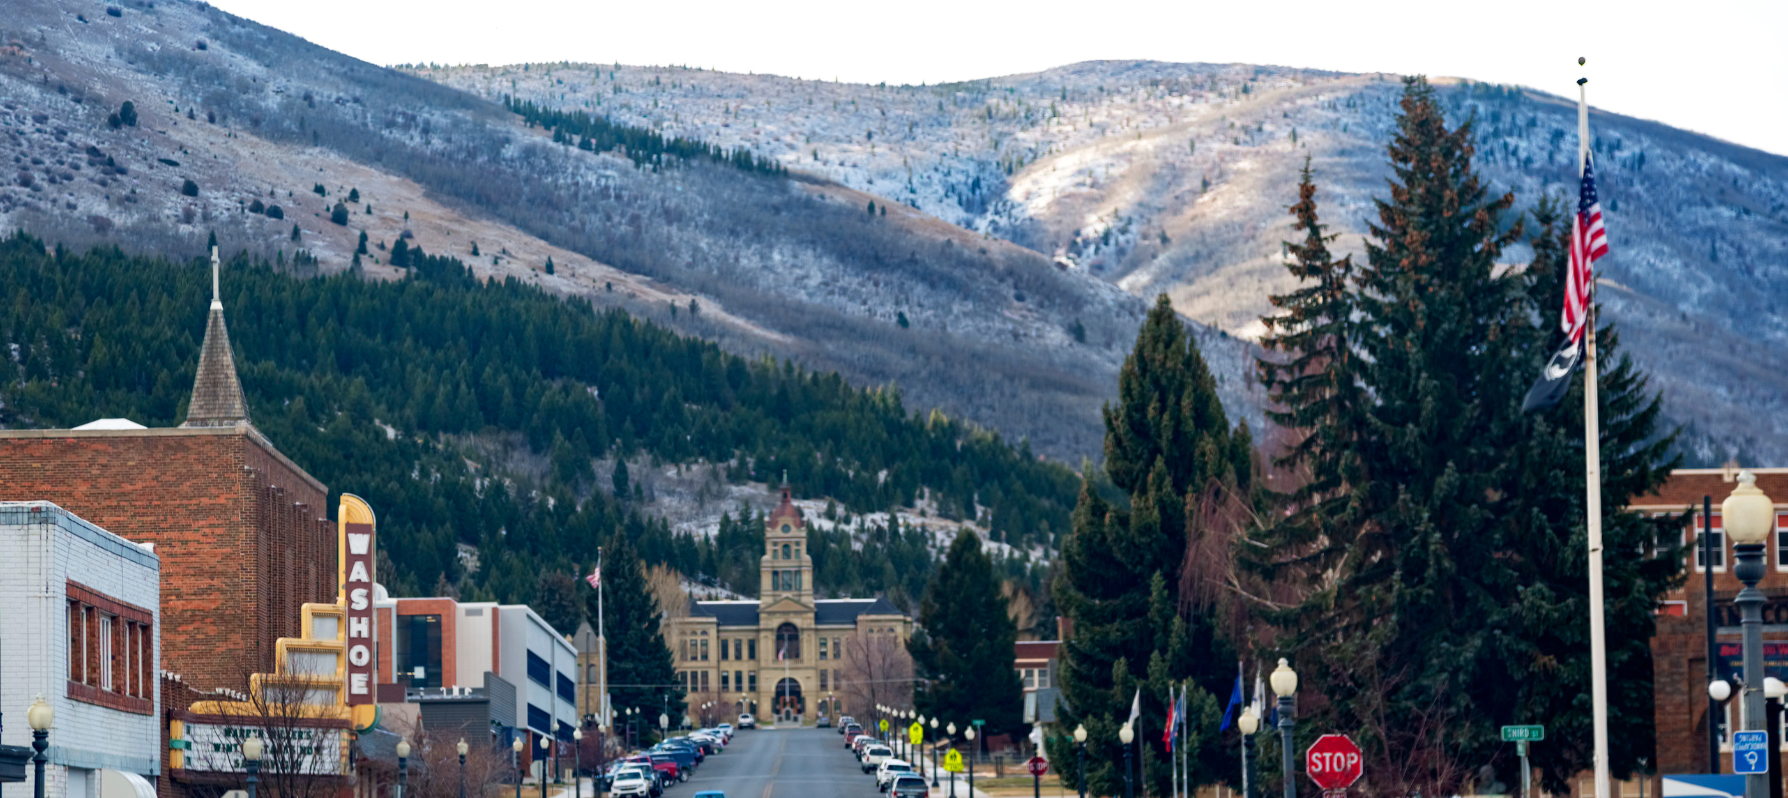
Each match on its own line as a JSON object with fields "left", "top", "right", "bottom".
{"left": 0, "top": 427, "right": 332, "bottom": 693}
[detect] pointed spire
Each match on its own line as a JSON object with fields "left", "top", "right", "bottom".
{"left": 181, "top": 247, "right": 250, "bottom": 428}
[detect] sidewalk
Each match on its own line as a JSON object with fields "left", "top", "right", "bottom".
{"left": 912, "top": 757, "right": 992, "bottom": 798}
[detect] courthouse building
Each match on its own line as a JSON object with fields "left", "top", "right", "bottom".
{"left": 667, "top": 483, "right": 909, "bottom": 724}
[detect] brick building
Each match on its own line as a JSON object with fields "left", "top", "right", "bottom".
{"left": 1640, "top": 466, "right": 1788, "bottom": 780}
{"left": 0, "top": 501, "right": 161, "bottom": 798}
{"left": 0, "top": 260, "right": 335, "bottom": 693}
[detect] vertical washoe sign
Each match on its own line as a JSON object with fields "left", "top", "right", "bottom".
{"left": 338, "top": 494, "right": 376, "bottom": 706}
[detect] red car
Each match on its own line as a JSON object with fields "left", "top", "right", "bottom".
{"left": 646, "top": 754, "right": 683, "bottom": 783}
{"left": 844, "top": 725, "right": 865, "bottom": 746}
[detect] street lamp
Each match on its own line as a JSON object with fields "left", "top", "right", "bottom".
{"left": 28, "top": 695, "right": 53, "bottom": 798}
{"left": 1073, "top": 724, "right": 1088, "bottom": 798}
{"left": 947, "top": 723, "right": 959, "bottom": 798}
{"left": 1238, "top": 709, "right": 1260, "bottom": 798}
{"left": 1119, "top": 723, "right": 1135, "bottom": 798}
{"left": 930, "top": 717, "right": 940, "bottom": 787}
{"left": 1271, "top": 659, "right": 1299, "bottom": 798}
{"left": 396, "top": 739, "right": 412, "bottom": 798}
{"left": 964, "top": 726, "right": 977, "bottom": 798}
{"left": 242, "top": 735, "right": 264, "bottom": 798}
{"left": 512, "top": 734, "right": 525, "bottom": 798}
{"left": 573, "top": 728, "right": 584, "bottom": 798}
{"left": 539, "top": 734, "right": 552, "bottom": 787}
{"left": 457, "top": 738, "right": 470, "bottom": 798}
{"left": 1725, "top": 470, "right": 1775, "bottom": 798}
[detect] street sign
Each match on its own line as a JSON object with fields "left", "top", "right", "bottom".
{"left": 879, "top": 719, "right": 890, "bottom": 733}
{"left": 944, "top": 749, "right": 965, "bottom": 773}
{"left": 908, "top": 722, "right": 924, "bottom": 746}
{"left": 1027, "top": 756, "right": 1049, "bottom": 777}
{"left": 1501, "top": 725, "right": 1545, "bottom": 742}
{"left": 1734, "top": 731, "right": 1770, "bottom": 775}
{"left": 1306, "top": 734, "right": 1364, "bottom": 790}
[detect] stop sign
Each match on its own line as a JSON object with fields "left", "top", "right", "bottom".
{"left": 1305, "top": 734, "right": 1363, "bottom": 790}
{"left": 1028, "top": 756, "right": 1049, "bottom": 777}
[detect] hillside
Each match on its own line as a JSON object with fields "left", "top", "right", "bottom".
{"left": 434, "top": 59, "right": 1788, "bottom": 462}
{"left": 0, "top": 0, "right": 1263, "bottom": 464}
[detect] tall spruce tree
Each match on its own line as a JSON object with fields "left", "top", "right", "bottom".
{"left": 1050, "top": 294, "right": 1247, "bottom": 797}
{"left": 1255, "top": 159, "right": 1365, "bottom": 579}
{"left": 1259, "top": 78, "right": 1682, "bottom": 794}
{"left": 908, "top": 530, "right": 1025, "bottom": 739}
{"left": 584, "top": 533, "right": 684, "bottom": 739}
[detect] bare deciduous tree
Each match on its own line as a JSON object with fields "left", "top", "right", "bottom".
{"left": 839, "top": 630, "right": 915, "bottom": 727}
{"left": 645, "top": 564, "right": 690, "bottom": 634}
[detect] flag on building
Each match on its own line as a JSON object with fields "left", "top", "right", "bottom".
{"left": 1524, "top": 154, "right": 1609, "bottom": 414}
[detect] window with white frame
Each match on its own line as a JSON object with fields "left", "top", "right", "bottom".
{"left": 1776, "top": 512, "right": 1788, "bottom": 570}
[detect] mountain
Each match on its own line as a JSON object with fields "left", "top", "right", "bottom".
{"left": 0, "top": 0, "right": 1260, "bottom": 465}
{"left": 420, "top": 59, "right": 1788, "bottom": 463}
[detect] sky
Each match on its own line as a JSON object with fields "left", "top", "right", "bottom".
{"left": 210, "top": 0, "right": 1788, "bottom": 157}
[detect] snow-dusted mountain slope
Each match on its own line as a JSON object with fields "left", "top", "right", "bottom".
{"left": 0, "top": 0, "right": 1265, "bottom": 463}
{"left": 427, "top": 60, "right": 1788, "bottom": 463}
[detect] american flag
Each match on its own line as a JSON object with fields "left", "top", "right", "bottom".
{"left": 1562, "top": 155, "right": 1609, "bottom": 344}
{"left": 584, "top": 564, "right": 600, "bottom": 590}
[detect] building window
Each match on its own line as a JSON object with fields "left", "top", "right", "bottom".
{"left": 701, "top": 639, "right": 709, "bottom": 661}
{"left": 735, "top": 671, "right": 743, "bottom": 693}
{"left": 775, "top": 624, "right": 801, "bottom": 660}
{"left": 819, "top": 637, "right": 829, "bottom": 660}
{"left": 1022, "top": 668, "right": 1035, "bottom": 689}
{"left": 721, "top": 639, "right": 730, "bottom": 660}
{"left": 68, "top": 601, "right": 85, "bottom": 683}
{"left": 722, "top": 672, "right": 731, "bottom": 691}
{"left": 679, "top": 672, "right": 689, "bottom": 689}
{"left": 558, "top": 672, "right": 577, "bottom": 704}
{"left": 833, "top": 638, "right": 841, "bottom": 660}
{"left": 1777, "top": 513, "right": 1788, "bottom": 570}
{"left": 748, "top": 639, "right": 757, "bottom": 660}
{"left": 782, "top": 544, "right": 792, "bottom": 560}
{"left": 397, "top": 614, "right": 444, "bottom": 688}
{"left": 527, "top": 704, "right": 553, "bottom": 735}
{"left": 820, "top": 670, "right": 828, "bottom": 690}
{"left": 1036, "top": 667, "right": 1050, "bottom": 689}
{"left": 701, "top": 671, "right": 710, "bottom": 693}
{"left": 734, "top": 639, "right": 743, "bottom": 660}
{"left": 1695, "top": 517, "right": 1726, "bottom": 572}
{"left": 749, "top": 671, "right": 758, "bottom": 692}
{"left": 527, "top": 652, "right": 552, "bottom": 687}
{"left": 98, "top": 613, "right": 114, "bottom": 690}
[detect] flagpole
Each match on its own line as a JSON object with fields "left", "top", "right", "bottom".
{"left": 1578, "top": 63, "right": 1612, "bottom": 798}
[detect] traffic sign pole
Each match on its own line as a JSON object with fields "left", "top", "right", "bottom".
{"left": 1518, "top": 741, "right": 1531, "bottom": 798}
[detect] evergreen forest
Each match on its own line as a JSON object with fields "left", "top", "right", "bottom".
{"left": 505, "top": 96, "right": 789, "bottom": 176}
{"left": 0, "top": 233, "right": 1074, "bottom": 614}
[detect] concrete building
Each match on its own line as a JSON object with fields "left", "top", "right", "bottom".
{"left": 0, "top": 501, "right": 161, "bottom": 798}
{"left": 666, "top": 483, "right": 911, "bottom": 724}
{"left": 371, "top": 592, "right": 579, "bottom": 753}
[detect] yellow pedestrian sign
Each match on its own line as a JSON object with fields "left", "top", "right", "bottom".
{"left": 908, "top": 721, "right": 924, "bottom": 745}
{"left": 944, "top": 748, "right": 965, "bottom": 773}
{"left": 880, "top": 719, "right": 890, "bottom": 733}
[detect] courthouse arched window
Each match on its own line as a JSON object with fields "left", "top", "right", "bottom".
{"left": 775, "top": 623, "right": 801, "bottom": 660}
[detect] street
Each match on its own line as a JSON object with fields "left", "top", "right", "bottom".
{"left": 678, "top": 727, "right": 899, "bottom": 798}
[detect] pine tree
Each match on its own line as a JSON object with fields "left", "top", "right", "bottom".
{"left": 545, "top": 257, "right": 555, "bottom": 275}
{"left": 357, "top": 230, "right": 369, "bottom": 255}
{"left": 1253, "top": 158, "right": 1365, "bottom": 580}
{"left": 612, "top": 458, "right": 631, "bottom": 498}
{"left": 585, "top": 533, "right": 684, "bottom": 737}
{"left": 1259, "top": 77, "right": 1680, "bottom": 795}
{"left": 1050, "top": 294, "right": 1246, "bottom": 797}
{"left": 909, "top": 530, "right": 1025, "bottom": 739}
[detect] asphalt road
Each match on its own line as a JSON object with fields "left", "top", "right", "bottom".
{"left": 680, "top": 726, "right": 893, "bottom": 798}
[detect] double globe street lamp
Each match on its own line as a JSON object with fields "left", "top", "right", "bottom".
{"left": 511, "top": 735, "right": 525, "bottom": 798}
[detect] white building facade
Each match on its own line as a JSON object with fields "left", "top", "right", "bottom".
{"left": 0, "top": 502, "right": 160, "bottom": 798}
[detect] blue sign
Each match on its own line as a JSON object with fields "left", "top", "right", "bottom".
{"left": 1663, "top": 774, "right": 1744, "bottom": 798}
{"left": 1733, "top": 731, "right": 1770, "bottom": 775}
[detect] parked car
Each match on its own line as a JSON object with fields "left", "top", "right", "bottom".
{"left": 853, "top": 736, "right": 881, "bottom": 758}
{"left": 646, "top": 754, "right": 683, "bottom": 783}
{"left": 816, "top": 715, "right": 832, "bottom": 728}
{"left": 609, "top": 770, "right": 654, "bottom": 798}
{"left": 693, "top": 793, "right": 727, "bottom": 798}
{"left": 861, "top": 745, "right": 895, "bottom": 772}
{"left": 890, "top": 774, "right": 930, "bottom": 798}
{"left": 838, "top": 715, "right": 856, "bottom": 734}
{"left": 844, "top": 724, "right": 865, "bottom": 745}
{"left": 737, "top": 713, "right": 756, "bottom": 729}
{"left": 876, "top": 760, "right": 915, "bottom": 790}
{"left": 716, "top": 722, "right": 735, "bottom": 739}
{"left": 651, "top": 743, "right": 698, "bottom": 773}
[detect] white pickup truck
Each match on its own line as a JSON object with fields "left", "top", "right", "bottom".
{"left": 861, "top": 745, "right": 896, "bottom": 773}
